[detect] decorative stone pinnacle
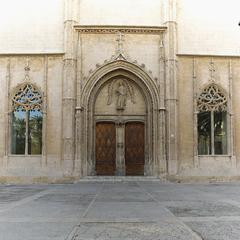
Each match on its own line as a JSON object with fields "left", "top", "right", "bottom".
{"left": 116, "top": 32, "right": 124, "bottom": 56}
{"left": 24, "top": 57, "right": 30, "bottom": 81}
{"left": 209, "top": 60, "right": 216, "bottom": 82}
{"left": 160, "top": 40, "right": 164, "bottom": 48}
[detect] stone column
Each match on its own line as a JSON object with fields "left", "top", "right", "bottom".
{"left": 192, "top": 57, "right": 200, "bottom": 168}
{"left": 158, "top": 33, "right": 167, "bottom": 176}
{"left": 228, "top": 59, "right": 236, "bottom": 167}
{"left": 42, "top": 56, "right": 48, "bottom": 166}
{"left": 116, "top": 121, "right": 125, "bottom": 176}
{"left": 2, "top": 58, "right": 11, "bottom": 168}
{"left": 164, "top": 0, "right": 178, "bottom": 175}
{"left": 62, "top": 0, "right": 79, "bottom": 176}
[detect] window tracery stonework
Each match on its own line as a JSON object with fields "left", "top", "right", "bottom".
{"left": 12, "top": 84, "right": 42, "bottom": 111}
{"left": 197, "top": 84, "right": 227, "bottom": 112}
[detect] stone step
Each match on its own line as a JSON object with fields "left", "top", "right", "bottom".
{"left": 77, "top": 176, "right": 166, "bottom": 182}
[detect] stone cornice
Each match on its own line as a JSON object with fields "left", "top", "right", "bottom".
{"left": 177, "top": 53, "right": 240, "bottom": 58}
{"left": 0, "top": 53, "right": 64, "bottom": 57}
{"left": 74, "top": 25, "right": 167, "bottom": 34}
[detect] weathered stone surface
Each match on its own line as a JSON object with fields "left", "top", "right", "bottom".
{"left": 1, "top": 181, "right": 240, "bottom": 239}
{"left": 0, "top": 0, "right": 239, "bottom": 183}
{"left": 69, "top": 222, "right": 198, "bottom": 240}
{"left": 168, "top": 201, "right": 240, "bottom": 217}
{"left": 186, "top": 221, "right": 240, "bottom": 240}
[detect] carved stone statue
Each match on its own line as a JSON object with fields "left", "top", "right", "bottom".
{"left": 116, "top": 81, "right": 127, "bottom": 110}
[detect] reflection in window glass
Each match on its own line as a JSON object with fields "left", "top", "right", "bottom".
{"left": 198, "top": 111, "right": 227, "bottom": 155}
{"left": 214, "top": 111, "right": 227, "bottom": 154}
{"left": 198, "top": 112, "right": 211, "bottom": 155}
{"left": 11, "top": 84, "right": 43, "bottom": 155}
{"left": 11, "top": 111, "right": 26, "bottom": 154}
{"left": 197, "top": 84, "right": 228, "bottom": 155}
{"left": 28, "top": 110, "right": 43, "bottom": 155}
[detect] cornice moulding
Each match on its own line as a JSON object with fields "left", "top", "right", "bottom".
{"left": 0, "top": 53, "right": 64, "bottom": 57}
{"left": 74, "top": 25, "right": 167, "bottom": 34}
{"left": 177, "top": 53, "right": 240, "bottom": 58}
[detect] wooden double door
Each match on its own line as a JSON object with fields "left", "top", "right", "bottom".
{"left": 95, "top": 121, "right": 145, "bottom": 176}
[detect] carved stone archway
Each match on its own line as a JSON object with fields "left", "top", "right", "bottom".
{"left": 76, "top": 60, "right": 165, "bottom": 177}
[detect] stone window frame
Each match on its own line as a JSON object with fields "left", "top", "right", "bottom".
{"left": 196, "top": 83, "right": 229, "bottom": 156}
{"left": 9, "top": 83, "right": 44, "bottom": 156}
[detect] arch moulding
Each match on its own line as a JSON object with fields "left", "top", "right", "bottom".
{"left": 75, "top": 60, "right": 166, "bottom": 177}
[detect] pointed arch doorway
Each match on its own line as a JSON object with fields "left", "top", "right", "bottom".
{"left": 95, "top": 121, "right": 145, "bottom": 176}
{"left": 78, "top": 61, "right": 164, "bottom": 177}
{"left": 94, "top": 76, "right": 146, "bottom": 176}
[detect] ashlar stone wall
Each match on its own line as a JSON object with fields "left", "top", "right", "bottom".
{"left": 178, "top": 56, "right": 240, "bottom": 180}
{"left": 0, "top": 55, "right": 65, "bottom": 183}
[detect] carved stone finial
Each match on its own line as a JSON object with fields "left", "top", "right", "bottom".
{"left": 160, "top": 40, "right": 164, "bottom": 48}
{"left": 24, "top": 57, "right": 30, "bottom": 82}
{"left": 209, "top": 59, "right": 216, "bottom": 82}
{"left": 115, "top": 32, "right": 127, "bottom": 60}
{"left": 116, "top": 32, "right": 124, "bottom": 54}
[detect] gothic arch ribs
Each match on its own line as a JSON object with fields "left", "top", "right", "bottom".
{"left": 75, "top": 60, "right": 166, "bottom": 177}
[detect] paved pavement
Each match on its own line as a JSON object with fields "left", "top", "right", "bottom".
{"left": 1, "top": 179, "right": 240, "bottom": 239}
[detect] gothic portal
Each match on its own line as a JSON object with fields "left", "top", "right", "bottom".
{"left": 94, "top": 78, "right": 146, "bottom": 176}
{"left": 1, "top": 0, "right": 240, "bottom": 183}
{"left": 78, "top": 62, "right": 163, "bottom": 177}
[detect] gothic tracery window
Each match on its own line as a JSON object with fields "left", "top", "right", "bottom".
{"left": 11, "top": 84, "right": 43, "bottom": 155}
{"left": 197, "top": 84, "right": 228, "bottom": 155}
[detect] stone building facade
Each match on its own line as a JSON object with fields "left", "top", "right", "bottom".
{"left": 0, "top": 0, "right": 240, "bottom": 183}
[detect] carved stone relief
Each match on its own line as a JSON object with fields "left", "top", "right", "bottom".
{"left": 209, "top": 60, "right": 218, "bottom": 83}
{"left": 107, "top": 79, "right": 136, "bottom": 111}
{"left": 94, "top": 78, "right": 145, "bottom": 116}
{"left": 115, "top": 81, "right": 127, "bottom": 110}
{"left": 23, "top": 57, "right": 31, "bottom": 82}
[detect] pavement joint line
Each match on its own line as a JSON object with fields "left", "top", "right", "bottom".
{"left": 0, "top": 188, "right": 54, "bottom": 214}
{"left": 65, "top": 182, "right": 105, "bottom": 240}
{"left": 179, "top": 216, "right": 240, "bottom": 222}
{"left": 78, "top": 176, "right": 164, "bottom": 182}
{"left": 220, "top": 199, "right": 240, "bottom": 209}
{"left": 67, "top": 219, "right": 158, "bottom": 223}
{"left": 135, "top": 181, "right": 204, "bottom": 240}
{"left": 80, "top": 182, "right": 105, "bottom": 218}
{"left": 0, "top": 217, "right": 81, "bottom": 223}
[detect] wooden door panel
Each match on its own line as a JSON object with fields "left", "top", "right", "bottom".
{"left": 125, "top": 122, "right": 144, "bottom": 176}
{"left": 95, "top": 122, "right": 116, "bottom": 175}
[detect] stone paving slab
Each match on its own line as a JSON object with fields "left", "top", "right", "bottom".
{"left": 149, "top": 190, "right": 217, "bottom": 202}
{"left": 52, "top": 183, "right": 104, "bottom": 194}
{"left": 0, "top": 187, "right": 46, "bottom": 203}
{"left": 0, "top": 202, "right": 86, "bottom": 219}
{"left": 0, "top": 222, "right": 77, "bottom": 240}
{"left": 167, "top": 201, "right": 240, "bottom": 217}
{"left": 95, "top": 191, "right": 154, "bottom": 202}
{"left": 188, "top": 184, "right": 240, "bottom": 201}
{"left": 1, "top": 181, "right": 240, "bottom": 240}
{"left": 35, "top": 193, "right": 96, "bottom": 206}
{"left": 68, "top": 221, "right": 201, "bottom": 240}
{"left": 186, "top": 221, "right": 240, "bottom": 240}
{"left": 85, "top": 202, "right": 173, "bottom": 221}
